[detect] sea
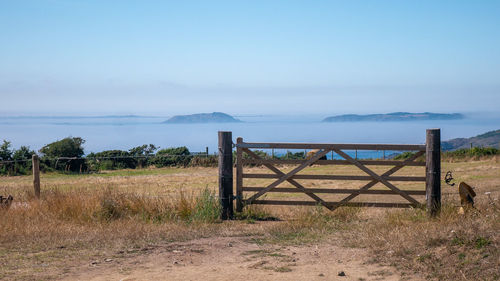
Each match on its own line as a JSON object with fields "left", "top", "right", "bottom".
{"left": 1, "top": 113, "right": 499, "bottom": 159}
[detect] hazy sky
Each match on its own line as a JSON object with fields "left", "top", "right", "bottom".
{"left": 1, "top": 0, "right": 499, "bottom": 116}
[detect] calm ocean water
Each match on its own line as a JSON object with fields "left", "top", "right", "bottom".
{"left": 0, "top": 114, "right": 498, "bottom": 157}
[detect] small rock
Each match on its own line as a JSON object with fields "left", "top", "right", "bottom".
{"left": 173, "top": 261, "right": 179, "bottom": 265}
{"left": 104, "top": 258, "right": 113, "bottom": 262}
{"left": 173, "top": 250, "right": 182, "bottom": 253}
{"left": 318, "top": 273, "right": 325, "bottom": 277}
{"left": 91, "top": 261, "right": 100, "bottom": 265}
{"left": 338, "top": 271, "right": 346, "bottom": 277}
{"left": 228, "top": 243, "right": 233, "bottom": 247}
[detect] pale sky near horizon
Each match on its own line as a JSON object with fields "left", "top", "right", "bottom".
{"left": 1, "top": 0, "right": 499, "bottom": 116}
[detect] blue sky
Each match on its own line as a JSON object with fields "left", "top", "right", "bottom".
{"left": 1, "top": 0, "right": 499, "bottom": 116}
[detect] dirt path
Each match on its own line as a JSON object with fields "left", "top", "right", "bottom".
{"left": 62, "top": 236, "right": 422, "bottom": 281}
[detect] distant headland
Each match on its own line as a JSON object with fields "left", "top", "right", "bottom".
{"left": 163, "top": 112, "right": 242, "bottom": 124}
{"left": 322, "top": 112, "right": 464, "bottom": 122}
{"left": 442, "top": 129, "right": 500, "bottom": 150}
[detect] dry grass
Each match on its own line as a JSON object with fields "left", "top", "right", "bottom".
{"left": 0, "top": 159, "right": 498, "bottom": 280}
{"left": 352, "top": 202, "right": 499, "bottom": 280}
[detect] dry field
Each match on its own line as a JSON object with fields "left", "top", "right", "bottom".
{"left": 0, "top": 158, "right": 499, "bottom": 280}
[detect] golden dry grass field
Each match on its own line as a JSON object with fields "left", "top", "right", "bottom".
{"left": 0, "top": 157, "right": 498, "bottom": 280}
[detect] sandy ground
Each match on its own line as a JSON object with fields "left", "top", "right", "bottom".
{"left": 62, "top": 235, "right": 422, "bottom": 281}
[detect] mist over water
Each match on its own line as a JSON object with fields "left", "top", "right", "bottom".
{"left": 0, "top": 114, "right": 498, "bottom": 155}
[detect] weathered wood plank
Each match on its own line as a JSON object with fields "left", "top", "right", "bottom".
{"left": 242, "top": 173, "right": 426, "bottom": 182}
{"left": 218, "top": 131, "right": 233, "bottom": 220}
{"left": 242, "top": 159, "right": 426, "bottom": 166}
{"left": 248, "top": 200, "right": 420, "bottom": 208}
{"left": 236, "top": 142, "right": 425, "bottom": 151}
{"left": 426, "top": 129, "right": 441, "bottom": 217}
{"left": 32, "top": 154, "right": 40, "bottom": 199}
{"left": 236, "top": 137, "right": 244, "bottom": 212}
{"left": 242, "top": 187, "right": 426, "bottom": 195}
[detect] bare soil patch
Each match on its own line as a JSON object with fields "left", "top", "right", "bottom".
{"left": 62, "top": 235, "right": 420, "bottom": 281}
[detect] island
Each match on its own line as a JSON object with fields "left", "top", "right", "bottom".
{"left": 163, "top": 112, "right": 242, "bottom": 124}
{"left": 442, "top": 129, "right": 500, "bottom": 151}
{"left": 322, "top": 112, "right": 464, "bottom": 122}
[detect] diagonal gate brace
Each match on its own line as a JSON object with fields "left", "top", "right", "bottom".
{"left": 244, "top": 148, "right": 333, "bottom": 209}
{"left": 332, "top": 149, "right": 422, "bottom": 208}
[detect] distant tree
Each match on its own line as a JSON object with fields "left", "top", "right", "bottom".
{"left": 129, "top": 144, "right": 157, "bottom": 156}
{"left": 40, "top": 137, "right": 85, "bottom": 158}
{"left": 0, "top": 140, "right": 13, "bottom": 161}
{"left": 129, "top": 144, "right": 157, "bottom": 168}
{"left": 0, "top": 141, "right": 35, "bottom": 175}
{"left": 39, "top": 137, "right": 86, "bottom": 172}
{"left": 13, "top": 146, "right": 35, "bottom": 161}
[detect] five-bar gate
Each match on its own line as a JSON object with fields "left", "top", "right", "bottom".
{"left": 218, "top": 129, "right": 441, "bottom": 219}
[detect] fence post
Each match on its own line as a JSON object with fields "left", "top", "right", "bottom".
{"left": 426, "top": 129, "right": 441, "bottom": 217}
{"left": 32, "top": 154, "right": 40, "bottom": 199}
{"left": 236, "top": 137, "right": 244, "bottom": 212}
{"left": 218, "top": 131, "right": 234, "bottom": 219}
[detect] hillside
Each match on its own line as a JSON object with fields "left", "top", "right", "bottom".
{"left": 442, "top": 129, "right": 500, "bottom": 150}
{"left": 163, "top": 112, "right": 241, "bottom": 124}
{"left": 322, "top": 112, "right": 464, "bottom": 122}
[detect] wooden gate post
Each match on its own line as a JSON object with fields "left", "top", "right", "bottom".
{"left": 236, "top": 137, "right": 243, "bottom": 212}
{"left": 426, "top": 129, "right": 441, "bottom": 216}
{"left": 32, "top": 154, "right": 40, "bottom": 199}
{"left": 218, "top": 131, "right": 234, "bottom": 219}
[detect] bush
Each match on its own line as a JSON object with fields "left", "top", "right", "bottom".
{"left": 393, "top": 151, "right": 419, "bottom": 160}
{"left": 40, "top": 137, "right": 85, "bottom": 158}
{"left": 39, "top": 137, "right": 86, "bottom": 172}
{"left": 443, "top": 147, "right": 499, "bottom": 159}
{"left": 153, "top": 146, "right": 192, "bottom": 167}
{"left": 87, "top": 150, "right": 137, "bottom": 170}
{"left": 0, "top": 140, "right": 35, "bottom": 176}
{"left": 129, "top": 144, "right": 157, "bottom": 168}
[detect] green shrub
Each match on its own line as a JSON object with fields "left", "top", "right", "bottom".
{"left": 39, "top": 137, "right": 86, "bottom": 172}
{"left": 393, "top": 151, "right": 418, "bottom": 160}
{"left": 0, "top": 140, "right": 35, "bottom": 176}
{"left": 153, "top": 146, "right": 192, "bottom": 167}
{"left": 129, "top": 144, "right": 157, "bottom": 168}
{"left": 443, "top": 147, "right": 499, "bottom": 159}
{"left": 87, "top": 150, "right": 137, "bottom": 170}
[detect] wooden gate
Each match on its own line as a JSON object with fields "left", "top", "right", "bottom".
{"left": 218, "top": 129, "right": 441, "bottom": 219}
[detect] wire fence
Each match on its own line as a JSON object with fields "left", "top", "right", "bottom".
{"left": 0, "top": 153, "right": 216, "bottom": 165}
{"left": 0, "top": 149, "right": 410, "bottom": 166}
